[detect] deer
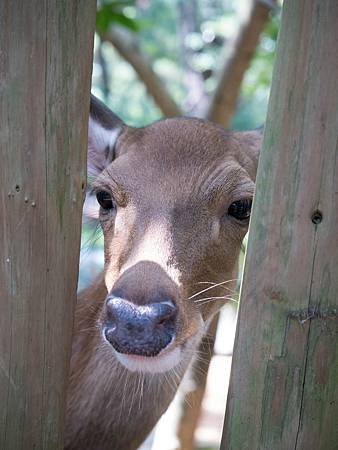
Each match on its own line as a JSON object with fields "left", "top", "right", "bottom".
{"left": 65, "top": 95, "right": 262, "bottom": 450}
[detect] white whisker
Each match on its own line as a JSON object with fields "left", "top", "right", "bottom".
{"left": 188, "top": 279, "right": 237, "bottom": 300}
{"left": 194, "top": 295, "right": 238, "bottom": 304}
{"left": 196, "top": 281, "right": 237, "bottom": 294}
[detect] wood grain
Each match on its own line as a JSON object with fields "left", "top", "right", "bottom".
{"left": 221, "top": 0, "right": 338, "bottom": 449}
{"left": 0, "top": 1, "right": 95, "bottom": 448}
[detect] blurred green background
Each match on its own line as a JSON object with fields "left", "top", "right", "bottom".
{"left": 92, "top": 0, "right": 279, "bottom": 127}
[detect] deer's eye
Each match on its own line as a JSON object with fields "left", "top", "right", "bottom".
{"left": 228, "top": 199, "right": 252, "bottom": 221}
{"left": 96, "top": 191, "right": 115, "bottom": 210}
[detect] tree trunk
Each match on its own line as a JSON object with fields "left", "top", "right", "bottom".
{"left": 177, "top": 315, "right": 219, "bottom": 450}
{"left": 0, "top": 1, "right": 95, "bottom": 448}
{"left": 222, "top": 0, "right": 338, "bottom": 448}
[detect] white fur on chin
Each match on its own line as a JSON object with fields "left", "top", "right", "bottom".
{"left": 114, "top": 347, "right": 182, "bottom": 373}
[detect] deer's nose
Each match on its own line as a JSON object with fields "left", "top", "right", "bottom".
{"left": 103, "top": 296, "right": 177, "bottom": 357}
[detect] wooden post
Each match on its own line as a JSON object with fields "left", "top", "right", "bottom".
{"left": 221, "top": 0, "right": 338, "bottom": 449}
{"left": 0, "top": 1, "right": 95, "bottom": 449}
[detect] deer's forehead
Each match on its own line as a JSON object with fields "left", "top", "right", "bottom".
{"left": 101, "top": 152, "right": 252, "bottom": 208}
{"left": 117, "top": 134, "right": 242, "bottom": 177}
{"left": 117, "top": 117, "right": 239, "bottom": 161}
{"left": 142, "top": 121, "right": 233, "bottom": 158}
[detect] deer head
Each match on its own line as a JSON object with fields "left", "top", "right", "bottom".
{"left": 88, "top": 95, "right": 262, "bottom": 374}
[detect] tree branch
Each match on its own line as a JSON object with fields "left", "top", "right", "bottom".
{"left": 99, "top": 29, "right": 182, "bottom": 117}
{"left": 207, "top": 0, "right": 276, "bottom": 126}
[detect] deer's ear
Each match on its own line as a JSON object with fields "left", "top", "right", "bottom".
{"left": 88, "top": 95, "right": 125, "bottom": 177}
{"left": 237, "top": 127, "right": 264, "bottom": 179}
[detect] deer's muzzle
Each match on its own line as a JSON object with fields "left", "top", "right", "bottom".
{"left": 103, "top": 296, "right": 177, "bottom": 357}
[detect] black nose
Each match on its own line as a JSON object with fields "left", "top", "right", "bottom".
{"left": 103, "top": 296, "right": 177, "bottom": 357}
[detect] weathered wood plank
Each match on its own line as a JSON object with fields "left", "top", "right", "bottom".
{"left": 0, "top": 1, "right": 96, "bottom": 448}
{"left": 221, "top": 0, "right": 338, "bottom": 449}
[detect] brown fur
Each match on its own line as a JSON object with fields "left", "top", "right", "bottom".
{"left": 65, "top": 98, "right": 262, "bottom": 450}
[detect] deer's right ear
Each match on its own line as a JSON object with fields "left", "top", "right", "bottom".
{"left": 88, "top": 95, "right": 125, "bottom": 177}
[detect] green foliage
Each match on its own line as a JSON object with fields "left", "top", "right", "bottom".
{"left": 96, "top": 0, "right": 139, "bottom": 32}
{"left": 93, "top": 0, "right": 280, "bottom": 129}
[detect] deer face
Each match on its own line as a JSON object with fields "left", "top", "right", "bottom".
{"left": 88, "top": 96, "right": 262, "bottom": 374}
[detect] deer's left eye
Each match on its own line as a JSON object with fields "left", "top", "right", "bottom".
{"left": 96, "top": 191, "right": 114, "bottom": 210}
{"left": 228, "top": 199, "right": 252, "bottom": 221}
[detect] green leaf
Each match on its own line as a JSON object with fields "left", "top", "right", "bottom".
{"left": 96, "top": 1, "right": 140, "bottom": 33}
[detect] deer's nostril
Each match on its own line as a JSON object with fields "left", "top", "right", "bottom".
{"left": 104, "top": 296, "right": 177, "bottom": 356}
{"left": 154, "top": 301, "right": 177, "bottom": 325}
{"left": 104, "top": 326, "right": 115, "bottom": 342}
{"left": 157, "top": 317, "right": 167, "bottom": 326}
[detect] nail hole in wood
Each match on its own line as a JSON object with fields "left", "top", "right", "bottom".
{"left": 311, "top": 210, "right": 323, "bottom": 224}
